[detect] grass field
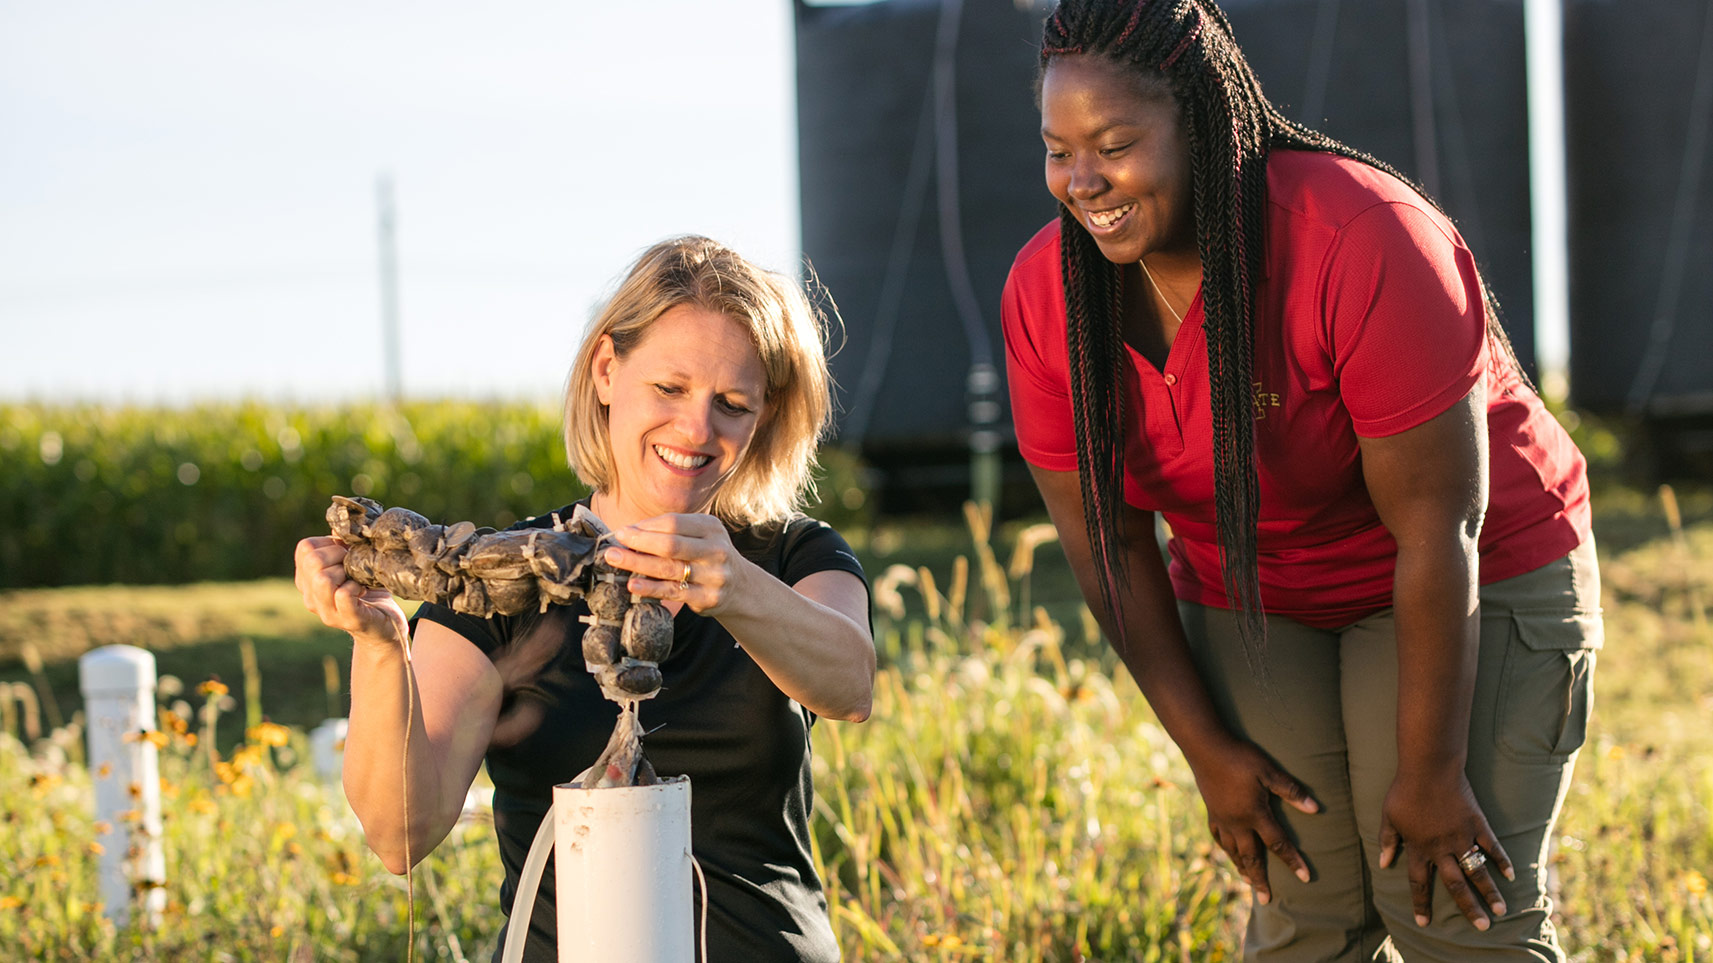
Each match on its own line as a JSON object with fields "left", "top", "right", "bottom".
{"left": 2, "top": 486, "right": 1710, "bottom": 960}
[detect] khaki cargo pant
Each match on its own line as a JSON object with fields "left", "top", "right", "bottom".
{"left": 1177, "top": 539, "right": 1601, "bottom": 962}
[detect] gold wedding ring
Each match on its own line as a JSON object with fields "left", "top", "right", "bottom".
{"left": 679, "top": 561, "right": 692, "bottom": 592}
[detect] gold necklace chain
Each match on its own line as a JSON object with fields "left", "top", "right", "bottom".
{"left": 1139, "top": 258, "right": 1185, "bottom": 326}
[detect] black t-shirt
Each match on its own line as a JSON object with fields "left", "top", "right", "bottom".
{"left": 412, "top": 504, "right": 866, "bottom": 963}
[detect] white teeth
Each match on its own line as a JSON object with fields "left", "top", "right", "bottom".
{"left": 1087, "top": 203, "right": 1135, "bottom": 228}
{"left": 654, "top": 445, "right": 711, "bottom": 470}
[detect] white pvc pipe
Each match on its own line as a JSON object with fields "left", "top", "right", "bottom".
{"left": 77, "top": 645, "right": 166, "bottom": 928}
{"left": 555, "top": 777, "right": 694, "bottom": 962}
{"left": 500, "top": 803, "right": 560, "bottom": 963}
{"left": 1525, "top": 0, "right": 1571, "bottom": 398}
{"left": 309, "top": 717, "right": 348, "bottom": 784}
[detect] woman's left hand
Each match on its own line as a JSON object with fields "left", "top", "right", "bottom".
{"left": 601, "top": 513, "right": 746, "bottom": 616}
{"left": 1378, "top": 770, "right": 1514, "bottom": 931}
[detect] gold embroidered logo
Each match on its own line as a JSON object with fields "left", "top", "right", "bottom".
{"left": 1253, "top": 382, "right": 1281, "bottom": 419}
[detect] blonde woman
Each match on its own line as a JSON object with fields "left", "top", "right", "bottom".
{"left": 296, "top": 236, "right": 874, "bottom": 962}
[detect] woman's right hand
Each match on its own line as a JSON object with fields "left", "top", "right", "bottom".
{"left": 294, "top": 536, "right": 408, "bottom": 648}
{"left": 1188, "top": 736, "right": 1319, "bottom": 905}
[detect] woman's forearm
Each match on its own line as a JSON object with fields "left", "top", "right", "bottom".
{"left": 713, "top": 561, "right": 876, "bottom": 722}
{"left": 343, "top": 630, "right": 497, "bottom": 874}
{"left": 1081, "top": 531, "right": 1243, "bottom": 766}
{"left": 1389, "top": 537, "right": 1481, "bottom": 781}
{"left": 1030, "top": 466, "right": 1238, "bottom": 765}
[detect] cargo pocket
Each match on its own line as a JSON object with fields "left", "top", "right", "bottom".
{"left": 1495, "top": 609, "right": 1603, "bottom": 760}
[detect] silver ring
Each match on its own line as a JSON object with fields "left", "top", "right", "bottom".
{"left": 678, "top": 561, "right": 692, "bottom": 592}
{"left": 1457, "top": 846, "right": 1487, "bottom": 875}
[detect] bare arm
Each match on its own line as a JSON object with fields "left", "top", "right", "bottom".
{"left": 296, "top": 537, "right": 502, "bottom": 874}
{"left": 601, "top": 515, "right": 876, "bottom": 722}
{"left": 1358, "top": 378, "right": 1513, "bottom": 929}
{"left": 1029, "top": 466, "right": 1316, "bottom": 902}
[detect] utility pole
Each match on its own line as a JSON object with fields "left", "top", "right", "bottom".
{"left": 377, "top": 173, "right": 403, "bottom": 402}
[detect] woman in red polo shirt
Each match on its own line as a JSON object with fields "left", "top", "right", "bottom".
{"left": 1004, "top": 2, "right": 1599, "bottom": 960}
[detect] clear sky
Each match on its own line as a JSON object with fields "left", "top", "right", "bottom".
{"left": 0, "top": 1, "right": 800, "bottom": 405}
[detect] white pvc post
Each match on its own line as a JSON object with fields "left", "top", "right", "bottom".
{"left": 554, "top": 777, "right": 694, "bottom": 962}
{"left": 77, "top": 645, "right": 166, "bottom": 928}
{"left": 1525, "top": 0, "right": 1571, "bottom": 399}
{"left": 309, "top": 717, "right": 348, "bottom": 784}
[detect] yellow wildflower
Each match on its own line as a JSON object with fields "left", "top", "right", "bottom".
{"left": 86, "top": 841, "right": 104, "bottom": 856}
{"left": 123, "top": 729, "right": 170, "bottom": 750}
{"left": 198, "top": 679, "right": 229, "bottom": 697}
{"left": 1686, "top": 870, "right": 1708, "bottom": 897}
{"left": 247, "top": 721, "right": 291, "bottom": 747}
{"left": 0, "top": 896, "right": 22, "bottom": 910}
{"left": 189, "top": 797, "right": 218, "bottom": 817}
{"left": 331, "top": 872, "right": 360, "bottom": 886}
{"left": 270, "top": 925, "right": 285, "bottom": 939}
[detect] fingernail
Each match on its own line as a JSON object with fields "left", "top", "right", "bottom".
{"left": 1492, "top": 901, "right": 1507, "bottom": 916}
{"left": 1415, "top": 915, "right": 1429, "bottom": 928}
{"left": 1504, "top": 866, "right": 1516, "bottom": 881}
{"left": 604, "top": 548, "right": 620, "bottom": 563}
{"left": 1296, "top": 867, "right": 1311, "bottom": 883}
{"left": 1256, "top": 891, "right": 1269, "bottom": 905}
{"left": 1474, "top": 916, "right": 1490, "bottom": 932}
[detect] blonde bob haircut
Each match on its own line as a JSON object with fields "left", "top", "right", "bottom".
{"left": 563, "top": 235, "right": 834, "bottom": 527}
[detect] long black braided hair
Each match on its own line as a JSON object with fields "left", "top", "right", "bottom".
{"left": 1039, "top": 0, "right": 1527, "bottom": 672}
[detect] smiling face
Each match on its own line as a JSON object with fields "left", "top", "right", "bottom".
{"left": 1040, "top": 54, "right": 1195, "bottom": 266}
{"left": 592, "top": 303, "right": 767, "bottom": 527}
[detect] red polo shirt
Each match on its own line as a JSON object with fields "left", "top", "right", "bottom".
{"left": 1003, "top": 149, "right": 1590, "bottom": 627}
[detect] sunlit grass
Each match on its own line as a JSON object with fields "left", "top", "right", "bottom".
{"left": 0, "top": 711, "right": 501, "bottom": 962}
{"left": 1, "top": 493, "right": 1709, "bottom": 960}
